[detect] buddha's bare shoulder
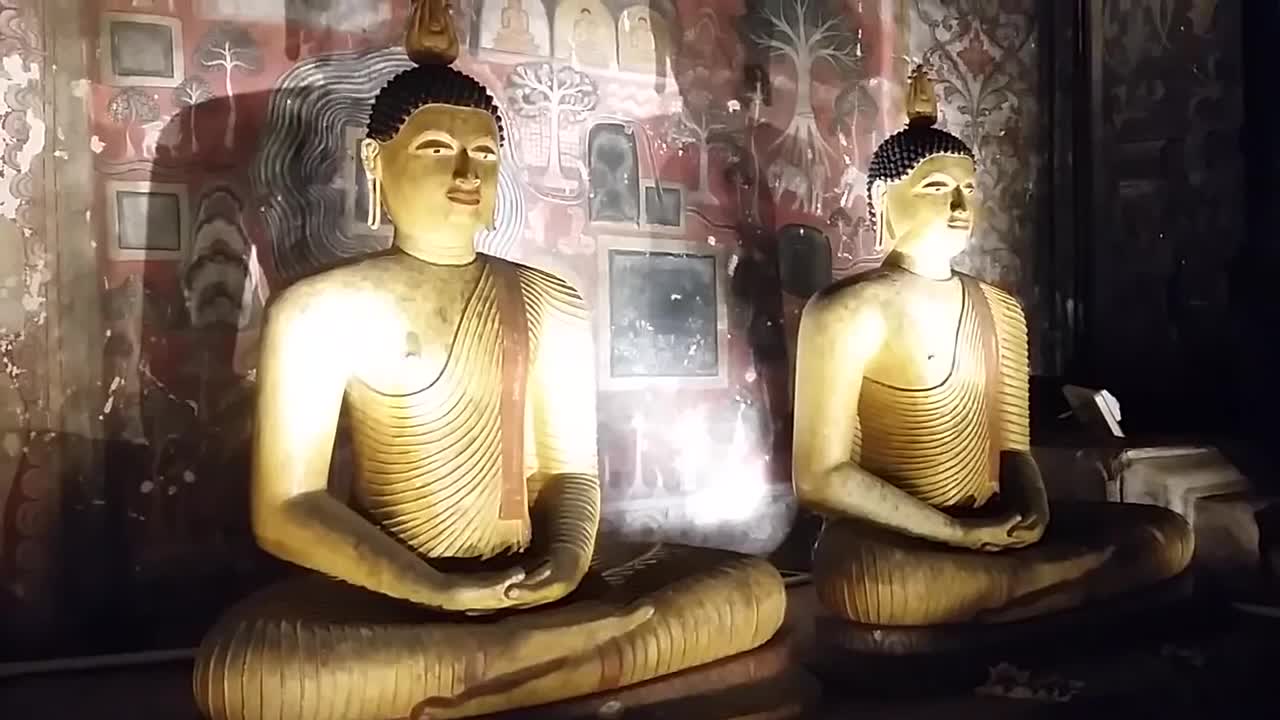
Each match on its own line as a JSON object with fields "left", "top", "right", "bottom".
{"left": 803, "top": 268, "right": 900, "bottom": 326}
{"left": 263, "top": 253, "right": 401, "bottom": 324}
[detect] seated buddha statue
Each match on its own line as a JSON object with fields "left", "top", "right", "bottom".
{"left": 193, "top": 6, "right": 786, "bottom": 720}
{"left": 791, "top": 67, "right": 1193, "bottom": 635}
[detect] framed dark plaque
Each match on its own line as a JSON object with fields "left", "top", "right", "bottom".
{"left": 597, "top": 237, "right": 728, "bottom": 389}
{"left": 641, "top": 183, "right": 685, "bottom": 231}
{"left": 106, "top": 180, "right": 190, "bottom": 260}
{"left": 100, "top": 13, "right": 185, "bottom": 87}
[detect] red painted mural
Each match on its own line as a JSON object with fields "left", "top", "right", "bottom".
{"left": 3, "top": 0, "right": 904, "bottom": 662}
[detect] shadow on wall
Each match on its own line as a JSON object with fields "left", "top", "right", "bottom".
{"left": 57, "top": 68, "right": 456, "bottom": 660}
{"left": 6, "top": 95, "right": 285, "bottom": 663}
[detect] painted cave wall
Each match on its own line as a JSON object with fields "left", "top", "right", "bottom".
{"left": 1, "top": 0, "right": 1045, "bottom": 662}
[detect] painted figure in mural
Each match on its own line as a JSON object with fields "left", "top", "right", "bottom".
{"left": 791, "top": 67, "right": 1193, "bottom": 631}
{"left": 493, "top": 0, "right": 537, "bottom": 54}
{"left": 192, "top": 4, "right": 785, "bottom": 719}
{"left": 618, "top": 8, "right": 666, "bottom": 75}
{"left": 571, "top": 7, "right": 611, "bottom": 68}
{"left": 630, "top": 16, "right": 655, "bottom": 53}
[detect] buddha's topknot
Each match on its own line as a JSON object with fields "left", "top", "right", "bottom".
{"left": 366, "top": 64, "right": 505, "bottom": 144}
{"left": 865, "top": 65, "right": 974, "bottom": 225}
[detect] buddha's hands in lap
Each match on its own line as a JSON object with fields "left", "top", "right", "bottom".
{"left": 998, "top": 451, "right": 1050, "bottom": 546}
{"left": 431, "top": 566, "right": 528, "bottom": 613}
{"left": 954, "top": 512, "right": 1037, "bottom": 552}
{"left": 503, "top": 548, "right": 588, "bottom": 609}
{"left": 1007, "top": 505, "right": 1048, "bottom": 545}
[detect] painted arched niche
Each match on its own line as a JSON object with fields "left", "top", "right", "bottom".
{"left": 587, "top": 123, "right": 640, "bottom": 223}
{"left": 617, "top": 6, "right": 670, "bottom": 75}
{"left": 777, "top": 224, "right": 833, "bottom": 300}
{"left": 553, "top": 0, "right": 615, "bottom": 70}
{"left": 479, "top": 0, "right": 550, "bottom": 56}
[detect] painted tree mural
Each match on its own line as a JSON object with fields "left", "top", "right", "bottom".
{"left": 195, "top": 24, "right": 263, "bottom": 152}
{"left": 107, "top": 87, "right": 161, "bottom": 158}
{"left": 831, "top": 76, "right": 880, "bottom": 205}
{"left": 743, "top": 0, "right": 856, "bottom": 213}
{"left": 672, "top": 97, "right": 737, "bottom": 206}
{"left": 673, "top": 8, "right": 742, "bottom": 205}
{"left": 506, "top": 62, "right": 598, "bottom": 191}
{"left": 173, "top": 76, "right": 213, "bottom": 154}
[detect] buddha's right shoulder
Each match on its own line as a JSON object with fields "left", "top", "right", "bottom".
{"left": 804, "top": 270, "right": 895, "bottom": 322}
{"left": 264, "top": 264, "right": 381, "bottom": 323}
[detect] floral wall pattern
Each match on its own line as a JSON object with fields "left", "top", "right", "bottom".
{"left": 907, "top": 0, "right": 1044, "bottom": 367}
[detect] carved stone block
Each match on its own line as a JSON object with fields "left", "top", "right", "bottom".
{"left": 1192, "top": 493, "right": 1274, "bottom": 593}
{"left": 1108, "top": 446, "right": 1252, "bottom": 525}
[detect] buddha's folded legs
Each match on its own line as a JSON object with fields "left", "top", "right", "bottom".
{"left": 193, "top": 545, "right": 785, "bottom": 720}
{"left": 813, "top": 501, "right": 1194, "bottom": 626}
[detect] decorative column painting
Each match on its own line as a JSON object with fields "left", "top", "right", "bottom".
{"left": 0, "top": 0, "right": 59, "bottom": 665}
{"left": 4, "top": 0, "right": 909, "bottom": 662}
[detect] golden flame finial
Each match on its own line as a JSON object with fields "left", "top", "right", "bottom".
{"left": 406, "top": 0, "right": 460, "bottom": 66}
{"left": 905, "top": 64, "right": 938, "bottom": 127}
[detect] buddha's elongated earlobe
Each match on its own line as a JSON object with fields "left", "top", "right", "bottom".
{"left": 367, "top": 175, "right": 382, "bottom": 231}
{"left": 870, "top": 180, "right": 888, "bottom": 252}
{"left": 360, "top": 138, "right": 382, "bottom": 231}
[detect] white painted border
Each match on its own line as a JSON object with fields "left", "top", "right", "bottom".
{"left": 100, "top": 13, "right": 186, "bottom": 88}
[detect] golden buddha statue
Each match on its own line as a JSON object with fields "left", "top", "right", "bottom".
{"left": 791, "top": 67, "right": 1193, "bottom": 631}
{"left": 193, "top": 5, "right": 785, "bottom": 719}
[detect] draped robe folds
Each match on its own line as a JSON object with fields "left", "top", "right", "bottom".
{"left": 346, "top": 261, "right": 532, "bottom": 561}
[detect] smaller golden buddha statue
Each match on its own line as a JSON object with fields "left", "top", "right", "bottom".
{"left": 193, "top": 4, "right": 787, "bottom": 719}
{"left": 791, "top": 66, "right": 1193, "bottom": 634}
{"left": 492, "top": 0, "right": 537, "bottom": 55}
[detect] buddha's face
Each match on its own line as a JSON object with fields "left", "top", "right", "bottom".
{"left": 361, "top": 104, "right": 499, "bottom": 239}
{"left": 877, "top": 154, "right": 977, "bottom": 261}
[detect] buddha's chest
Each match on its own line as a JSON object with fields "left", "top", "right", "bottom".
{"left": 865, "top": 296, "right": 967, "bottom": 389}
{"left": 350, "top": 315, "right": 464, "bottom": 394}
{"left": 350, "top": 275, "right": 497, "bottom": 396}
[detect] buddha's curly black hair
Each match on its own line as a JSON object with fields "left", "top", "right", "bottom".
{"left": 366, "top": 64, "right": 505, "bottom": 144}
{"left": 866, "top": 122, "right": 974, "bottom": 225}
{"left": 867, "top": 124, "right": 973, "bottom": 195}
